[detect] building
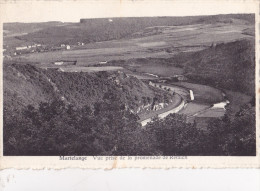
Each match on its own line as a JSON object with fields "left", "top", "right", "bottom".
{"left": 66, "top": 45, "right": 70, "bottom": 50}
{"left": 54, "top": 61, "right": 64, "bottom": 65}
{"left": 52, "top": 60, "right": 77, "bottom": 66}
{"left": 15, "top": 46, "right": 27, "bottom": 50}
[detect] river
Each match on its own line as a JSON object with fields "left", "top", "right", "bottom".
{"left": 138, "top": 80, "right": 229, "bottom": 126}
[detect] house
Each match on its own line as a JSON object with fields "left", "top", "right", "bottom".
{"left": 15, "top": 46, "right": 27, "bottom": 50}
{"left": 52, "top": 60, "right": 77, "bottom": 66}
{"left": 54, "top": 61, "right": 64, "bottom": 65}
{"left": 66, "top": 45, "right": 70, "bottom": 50}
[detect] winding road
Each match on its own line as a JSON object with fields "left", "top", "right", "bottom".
{"left": 138, "top": 80, "right": 228, "bottom": 126}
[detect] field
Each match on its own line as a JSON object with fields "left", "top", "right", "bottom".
{"left": 57, "top": 66, "right": 124, "bottom": 72}
{"left": 124, "top": 63, "right": 184, "bottom": 77}
{"left": 12, "top": 20, "right": 253, "bottom": 68}
{"left": 179, "top": 102, "right": 210, "bottom": 116}
{"left": 196, "top": 108, "right": 226, "bottom": 118}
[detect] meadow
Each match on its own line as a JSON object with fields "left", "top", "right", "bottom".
{"left": 13, "top": 21, "right": 252, "bottom": 69}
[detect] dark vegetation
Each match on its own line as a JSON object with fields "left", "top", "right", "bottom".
{"left": 6, "top": 14, "right": 254, "bottom": 46}
{"left": 3, "top": 63, "right": 171, "bottom": 114}
{"left": 4, "top": 98, "right": 255, "bottom": 156}
{"left": 183, "top": 39, "right": 255, "bottom": 96}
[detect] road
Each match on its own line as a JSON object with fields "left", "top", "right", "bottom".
{"left": 138, "top": 83, "right": 187, "bottom": 126}
{"left": 138, "top": 81, "right": 228, "bottom": 126}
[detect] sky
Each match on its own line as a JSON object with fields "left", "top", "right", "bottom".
{"left": 0, "top": 0, "right": 258, "bottom": 23}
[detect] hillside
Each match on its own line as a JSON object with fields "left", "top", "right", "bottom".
{"left": 3, "top": 22, "right": 67, "bottom": 36}
{"left": 168, "top": 39, "right": 255, "bottom": 96}
{"left": 3, "top": 62, "right": 171, "bottom": 115}
{"left": 7, "top": 14, "right": 254, "bottom": 46}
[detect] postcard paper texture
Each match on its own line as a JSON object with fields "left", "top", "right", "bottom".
{"left": 0, "top": 0, "right": 259, "bottom": 169}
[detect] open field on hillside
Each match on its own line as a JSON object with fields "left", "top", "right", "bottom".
{"left": 196, "top": 108, "right": 226, "bottom": 118}
{"left": 179, "top": 102, "right": 210, "bottom": 116}
{"left": 125, "top": 63, "right": 184, "bottom": 77}
{"left": 171, "top": 82, "right": 223, "bottom": 104}
{"left": 11, "top": 21, "right": 253, "bottom": 67}
{"left": 58, "top": 66, "right": 124, "bottom": 72}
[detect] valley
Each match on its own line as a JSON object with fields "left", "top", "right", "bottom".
{"left": 3, "top": 14, "right": 256, "bottom": 156}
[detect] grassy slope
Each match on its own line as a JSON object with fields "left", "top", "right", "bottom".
{"left": 3, "top": 22, "right": 69, "bottom": 47}
{"left": 3, "top": 63, "right": 57, "bottom": 114}
{"left": 8, "top": 14, "right": 254, "bottom": 46}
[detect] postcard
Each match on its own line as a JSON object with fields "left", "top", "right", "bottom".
{"left": 0, "top": 0, "right": 259, "bottom": 169}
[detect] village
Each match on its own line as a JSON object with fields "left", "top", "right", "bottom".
{"left": 3, "top": 41, "right": 86, "bottom": 59}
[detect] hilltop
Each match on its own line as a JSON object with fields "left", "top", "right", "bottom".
{"left": 4, "top": 14, "right": 254, "bottom": 47}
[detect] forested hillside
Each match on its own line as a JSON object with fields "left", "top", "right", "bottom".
{"left": 3, "top": 62, "right": 171, "bottom": 116}
{"left": 184, "top": 39, "right": 255, "bottom": 96}
{"left": 3, "top": 62, "right": 175, "bottom": 156}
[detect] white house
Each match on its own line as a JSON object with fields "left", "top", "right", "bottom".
{"left": 66, "top": 45, "right": 70, "bottom": 50}
{"left": 16, "top": 46, "right": 27, "bottom": 50}
{"left": 54, "top": 61, "right": 64, "bottom": 65}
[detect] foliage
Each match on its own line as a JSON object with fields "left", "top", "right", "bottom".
{"left": 4, "top": 99, "right": 140, "bottom": 156}
{"left": 4, "top": 101, "right": 255, "bottom": 156}
{"left": 205, "top": 104, "right": 256, "bottom": 156}
{"left": 184, "top": 39, "right": 255, "bottom": 96}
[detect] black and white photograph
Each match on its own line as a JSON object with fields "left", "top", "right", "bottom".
{"left": 2, "top": 2, "right": 257, "bottom": 158}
